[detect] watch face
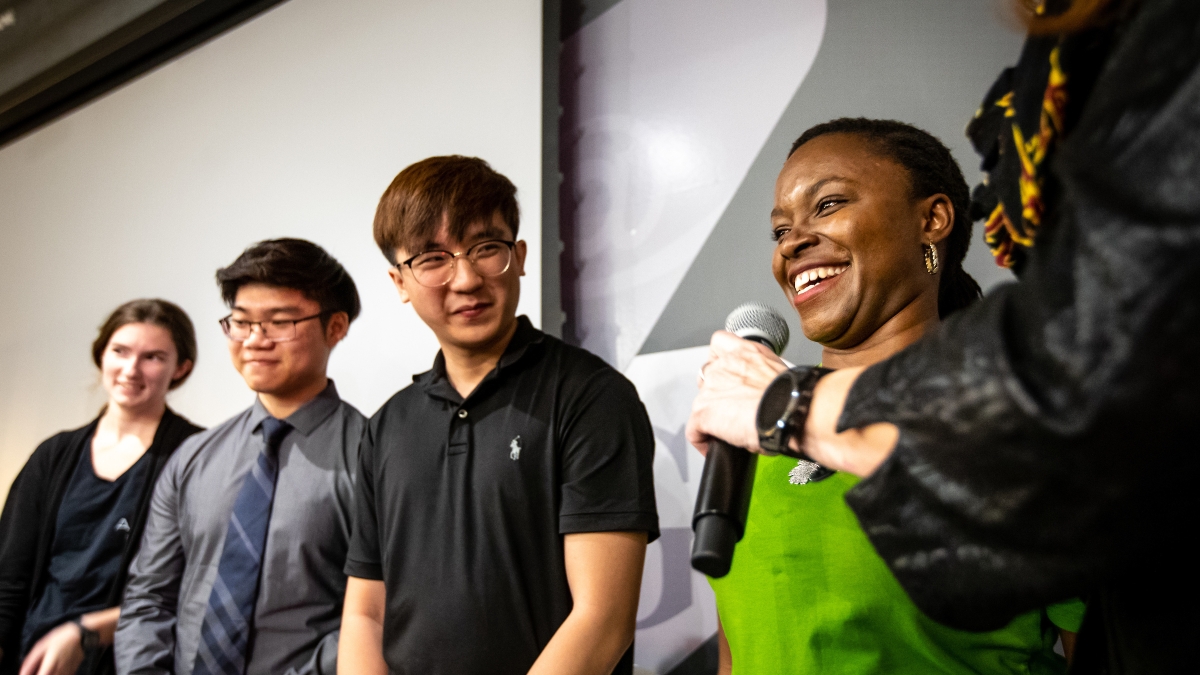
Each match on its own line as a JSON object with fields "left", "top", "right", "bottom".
{"left": 757, "top": 371, "right": 799, "bottom": 451}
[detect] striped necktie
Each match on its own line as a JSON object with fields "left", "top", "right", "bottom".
{"left": 193, "top": 417, "right": 291, "bottom": 675}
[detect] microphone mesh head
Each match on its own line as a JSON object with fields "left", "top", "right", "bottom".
{"left": 724, "top": 302, "right": 789, "bottom": 355}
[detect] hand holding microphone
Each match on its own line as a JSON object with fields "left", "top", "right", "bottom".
{"left": 691, "top": 353, "right": 786, "bottom": 453}
{"left": 687, "top": 307, "right": 791, "bottom": 457}
{"left": 690, "top": 304, "right": 839, "bottom": 578}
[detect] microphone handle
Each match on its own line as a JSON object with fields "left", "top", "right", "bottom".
{"left": 691, "top": 439, "right": 758, "bottom": 578}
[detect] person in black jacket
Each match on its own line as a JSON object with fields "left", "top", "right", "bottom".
{"left": 0, "top": 299, "right": 202, "bottom": 675}
{"left": 687, "top": 0, "right": 1199, "bottom": 671}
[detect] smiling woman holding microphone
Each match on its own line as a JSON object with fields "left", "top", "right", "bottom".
{"left": 706, "top": 118, "right": 1082, "bottom": 674}
{"left": 0, "top": 300, "right": 201, "bottom": 675}
{"left": 688, "top": 0, "right": 1200, "bottom": 671}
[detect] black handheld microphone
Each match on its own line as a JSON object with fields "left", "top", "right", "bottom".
{"left": 690, "top": 303, "right": 790, "bottom": 578}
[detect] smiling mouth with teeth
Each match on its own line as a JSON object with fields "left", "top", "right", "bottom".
{"left": 793, "top": 265, "right": 849, "bottom": 294}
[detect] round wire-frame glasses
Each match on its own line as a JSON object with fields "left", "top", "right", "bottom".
{"left": 219, "top": 312, "right": 327, "bottom": 342}
{"left": 398, "top": 239, "right": 515, "bottom": 288}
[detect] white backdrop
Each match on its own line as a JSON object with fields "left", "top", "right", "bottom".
{"left": 0, "top": 0, "right": 543, "bottom": 496}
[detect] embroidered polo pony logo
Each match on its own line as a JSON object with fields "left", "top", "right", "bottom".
{"left": 509, "top": 435, "right": 522, "bottom": 461}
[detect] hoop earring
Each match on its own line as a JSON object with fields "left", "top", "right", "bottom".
{"left": 924, "top": 243, "right": 939, "bottom": 275}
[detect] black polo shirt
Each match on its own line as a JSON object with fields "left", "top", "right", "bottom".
{"left": 345, "top": 316, "right": 658, "bottom": 675}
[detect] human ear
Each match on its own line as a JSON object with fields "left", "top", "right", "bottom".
{"left": 171, "top": 360, "right": 193, "bottom": 386}
{"left": 921, "top": 194, "right": 954, "bottom": 245}
{"left": 387, "top": 265, "right": 412, "bottom": 304}
{"left": 514, "top": 240, "right": 528, "bottom": 277}
{"left": 324, "top": 312, "right": 350, "bottom": 347}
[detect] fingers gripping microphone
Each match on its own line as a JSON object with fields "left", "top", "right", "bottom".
{"left": 691, "top": 303, "right": 790, "bottom": 578}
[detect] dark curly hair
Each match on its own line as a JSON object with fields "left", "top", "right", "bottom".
{"left": 789, "top": 118, "right": 982, "bottom": 318}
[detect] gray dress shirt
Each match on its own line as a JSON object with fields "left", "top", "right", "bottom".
{"left": 114, "top": 381, "right": 364, "bottom": 675}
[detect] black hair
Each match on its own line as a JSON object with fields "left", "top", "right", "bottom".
{"left": 789, "top": 118, "right": 982, "bottom": 318}
{"left": 216, "top": 238, "right": 362, "bottom": 323}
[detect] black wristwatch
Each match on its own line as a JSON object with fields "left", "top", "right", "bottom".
{"left": 72, "top": 618, "right": 101, "bottom": 653}
{"left": 756, "top": 366, "right": 834, "bottom": 470}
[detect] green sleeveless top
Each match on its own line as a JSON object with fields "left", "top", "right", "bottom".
{"left": 709, "top": 455, "right": 1084, "bottom": 674}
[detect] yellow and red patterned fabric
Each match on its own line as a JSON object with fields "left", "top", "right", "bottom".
{"left": 966, "top": 23, "right": 1115, "bottom": 273}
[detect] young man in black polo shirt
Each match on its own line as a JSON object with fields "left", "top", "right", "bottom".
{"left": 340, "top": 156, "right": 658, "bottom": 675}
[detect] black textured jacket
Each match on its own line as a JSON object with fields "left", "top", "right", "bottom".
{"left": 839, "top": 0, "right": 1200, "bottom": 672}
{"left": 0, "top": 409, "right": 200, "bottom": 675}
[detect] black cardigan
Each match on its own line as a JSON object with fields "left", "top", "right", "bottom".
{"left": 0, "top": 408, "right": 201, "bottom": 675}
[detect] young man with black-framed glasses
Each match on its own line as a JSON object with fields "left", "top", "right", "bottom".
{"left": 339, "top": 156, "right": 659, "bottom": 675}
{"left": 115, "top": 238, "right": 365, "bottom": 675}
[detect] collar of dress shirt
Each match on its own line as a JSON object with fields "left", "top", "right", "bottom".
{"left": 249, "top": 379, "right": 342, "bottom": 436}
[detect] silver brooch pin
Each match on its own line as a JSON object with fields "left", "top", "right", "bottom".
{"left": 788, "top": 459, "right": 821, "bottom": 485}
{"left": 509, "top": 435, "right": 522, "bottom": 461}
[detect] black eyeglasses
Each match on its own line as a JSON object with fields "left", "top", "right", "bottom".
{"left": 219, "top": 312, "right": 327, "bottom": 342}
{"left": 398, "top": 240, "right": 515, "bottom": 288}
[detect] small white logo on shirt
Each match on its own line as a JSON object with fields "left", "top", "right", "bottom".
{"left": 115, "top": 518, "right": 131, "bottom": 533}
{"left": 509, "top": 436, "right": 522, "bottom": 461}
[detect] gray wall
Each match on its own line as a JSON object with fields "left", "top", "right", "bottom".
{"left": 561, "top": 1, "right": 1025, "bottom": 672}
{"left": 640, "top": 0, "right": 1023, "bottom": 365}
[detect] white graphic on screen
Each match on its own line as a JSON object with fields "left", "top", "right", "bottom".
{"left": 563, "top": 1, "right": 827, "bottom": 671}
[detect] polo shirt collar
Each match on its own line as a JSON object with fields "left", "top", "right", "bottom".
{"left": 497, "top": 315, "right": 543, "bottom": 370}
{"left": 250, "top": 379, "right": 342, "bottom": 435}
{"left": 420, "top": 316, "right": 544, "bottom": 402}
